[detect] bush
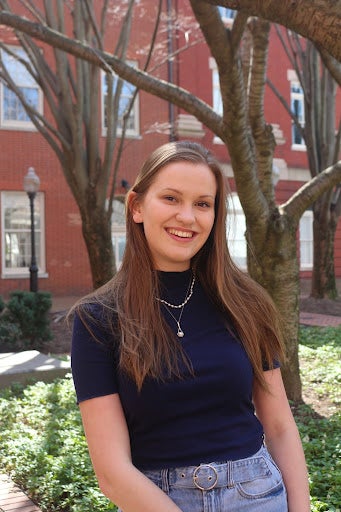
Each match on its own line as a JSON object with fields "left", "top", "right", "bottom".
{"left": 0, "top": 321, "right": 22, "bottom": 348}
{"left": 0, "top": 377, "right": 116, "bottom": 512}
{"left": 0, "top": 295, "right": 5, "bottom": 314}
{"left": 0, "top": 291, "right": 52, "bottom": 351}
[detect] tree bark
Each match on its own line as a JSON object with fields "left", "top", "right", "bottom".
{"left": 311, "top": 194, "right": 339, "bottom": 299}
{"left": 81, "top": 206, "right": 116, "bottom": 290}
{"left": 204, "top": 0, "right": 341, "bottom": 62}
{"left": 247, "top": 211, "right": 302, "bottom": 401}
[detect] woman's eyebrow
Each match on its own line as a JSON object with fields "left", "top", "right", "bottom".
{"left": 161, "top": 187, "right": 215, "bottom": 199}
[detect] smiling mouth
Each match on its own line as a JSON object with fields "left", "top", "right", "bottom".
{"left": 167, "top": 228, "right": 194, "bottom": 238}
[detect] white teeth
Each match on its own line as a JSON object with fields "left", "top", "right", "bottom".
{"left": 168, "top": 228, "right": 193, "bottom": 238}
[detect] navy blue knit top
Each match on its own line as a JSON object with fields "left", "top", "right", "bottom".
{"left": 71, "top": 270, "right": 271, "bottom": 470}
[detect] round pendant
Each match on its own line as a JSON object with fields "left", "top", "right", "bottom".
{"left": 177, "top": 329, "right": 184, "bottom": 338}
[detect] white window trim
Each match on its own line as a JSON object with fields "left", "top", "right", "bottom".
{"left": 0, "top": 46, "right": 43, "bottom": 131}
{"left": 101, "top": 63, "right": 140, "bottom": 138}
{"left": 227, "top": 193, "right": 247, "bottom": 270}
{"left": 299, "top": 210, "right": 313, "bottom": 270}
{"left": 209, "top": 58, "right": 225, "bottom": 145}
{"left": 1, "top": 191, "right": 47, "bottom": 279}
{"left": 287, "top": 71, "right": 306, "bottom": 151}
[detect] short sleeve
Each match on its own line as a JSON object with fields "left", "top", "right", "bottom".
{"left": 71, "top": 308, "right": 119, "bottom": 403}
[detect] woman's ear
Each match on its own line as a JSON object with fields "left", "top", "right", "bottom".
{"left": 127, "top": 191, "right": 143, "bottom": 223}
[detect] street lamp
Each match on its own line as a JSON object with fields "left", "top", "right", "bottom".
{"left": 23, "top": 167, "right": 40, "bottom": 292}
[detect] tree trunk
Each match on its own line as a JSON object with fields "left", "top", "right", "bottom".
{"left": 311, "top": 195, "right": 338, "bottom": 299}
{"left": 81, "top": 207, "right": 116, "bottom": 290}
{"left": 247, "top": 215, "right": 303, "bottom": 402}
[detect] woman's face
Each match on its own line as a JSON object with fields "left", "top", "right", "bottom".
{"left": 132, "top": 161, "right": 217, "bottom": 271}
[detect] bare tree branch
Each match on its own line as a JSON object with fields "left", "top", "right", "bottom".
{"left": 318, "top": 46, "right": 341, "bottom": 86}
{"left": 203, "top": 0, "right": 341, "bottom": 61}
{"left": 282, "top": 161, "right": 341, "bottom": 220}
{"left": 0, "top": 10, "right": 225, "bottom": 137}
{"left": 108, "top": 0, "right": 163, "bottom": 211}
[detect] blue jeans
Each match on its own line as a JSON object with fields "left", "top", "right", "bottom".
{"left": 130, "top": 446, "right": 288, "bottom": 511}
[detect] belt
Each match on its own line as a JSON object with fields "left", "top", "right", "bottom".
{"left": 166, "top": 453, "right": 271, "bottom": 491}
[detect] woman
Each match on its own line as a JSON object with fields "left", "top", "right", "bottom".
{"left": 71, "top": 141, "right": 310, "bottom": 511}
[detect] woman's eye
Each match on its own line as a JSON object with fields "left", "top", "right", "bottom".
{"left": 197, "top": 201, "right": 211, "bottom": 208}
{"left": 164, "top": 196, "right": 176, "bottom": 202}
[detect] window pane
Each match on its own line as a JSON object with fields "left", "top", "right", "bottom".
{"left": 292, "top": 123, "right": 302, "bottom": 145}
{"left": 117, "top": 236, "right": 126, "bottom": 261}
{"left": 103, "top": 69, "right": 138, "bottom": 132}
{"left": 2, "top": 192, "right": 42, "bottom": 272}
{"left": 218, "top": 7, "right": 236, "bottom": 19}
{"left": 227, "top": 195, "right": 247, "bottom": 268}
{"left": 1, "top": 47, "right": 40, "bottom": 124}
{"left": 290, "top": 83, "right": 305, "bottom": 146}
{"left": 299, "top": 212, "right": 313, "bottom": 268}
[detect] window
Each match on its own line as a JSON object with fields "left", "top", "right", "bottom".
{"left": 0, "top": 46, "right": 42, "bottom": 129}
{"left": 210, "top": 62, "right": 225, "bottom": 144}
{"left": 218, "top": 7, "right": 236, "bottom": 22}
{"left": 111, "top": 199, "right": 126, "bottom": 269}
{"left": 227, "top": 194, "right": 247, "bottom": 269}
{"left": 1, "top": 192, "right": 46, "bottom": 277}
{"left": 299, "top": 210, "right": 313, "bottom": 270}
{"left": 212, "top": 68, "right": 223, "bottom": 116}
{"left": 290, "top": 83, "right": 306, "bottom": 148}
{"left": 101, "top": 63, "right": 139, "bottom": 137}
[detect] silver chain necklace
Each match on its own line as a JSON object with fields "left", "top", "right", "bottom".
{"left": 156, "top": 274, "right": 195, "bottom": 338}
{"left": 155, "top": 274, "right": 196, "bottom": 309}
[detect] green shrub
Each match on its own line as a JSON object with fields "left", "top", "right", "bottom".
{"left": 0, "top": 295, "right": 5, "bottom": 314}
{"left": 0, "top": 321, "right": 22, "bottom": 349}
{"left": 297, "top": 326, "right": 341, "bottom": 511}
{"left": 0, "top": 377, "right": 116, "bottom": 512}
{"left": 1, "top": 291, "right": 52, "bottom": 351}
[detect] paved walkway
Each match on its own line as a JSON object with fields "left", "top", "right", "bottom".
{"left": 0, "top": 300, "right": 340, "bottom": 512}
{"left": 0, "top": 474, "right": 40, "bottom": 512}
{"left": 300, "top": 310, "right": 341, "bottom": 327}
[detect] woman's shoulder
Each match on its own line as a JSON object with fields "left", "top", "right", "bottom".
{"left": 72, "top": 298, "right": 119, "bottom": 342}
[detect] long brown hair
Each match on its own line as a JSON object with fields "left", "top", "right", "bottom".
{"left": 74, "top": 141, "right": 284, "bottom": 390}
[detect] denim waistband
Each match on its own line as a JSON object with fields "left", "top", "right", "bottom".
{"left": 143, "top": 445, "right": 273, "bottom": 492}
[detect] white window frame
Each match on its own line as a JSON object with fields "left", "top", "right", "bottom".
{"left": 299, "top": 210, "right": 313, "bottom": 270}
{"left": 227, "top": 193, "right": 247, "bottom": 269}
{"left": 0, "top": 46, "right": 43, "bottom": 131}
{"left": 287, "top": 70, "right": 306, "bottom": 151}
{"left": 111, "top": 199, "right": 126, "bottom": 269}
{"left": 1, "top": 191, "right": 46, "bottom": 278}
{"left": 101, "top": 62, "right": 140, "bottom": 138}
{"left": 212, "top": 67, "right": 223, "bottom": 116}
{"left": 209, "top": 58, "right": 224, "bottom": 145}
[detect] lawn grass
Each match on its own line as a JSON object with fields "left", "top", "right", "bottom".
{"left": 0, "top": 326, "right": 340, "bottom": 512}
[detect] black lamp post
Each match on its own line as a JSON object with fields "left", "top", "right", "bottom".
{"left": 23, "top": 167, "right": 40, "bottom": 292}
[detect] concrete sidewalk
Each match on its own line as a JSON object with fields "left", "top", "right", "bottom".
{"left": 0, "top": 350, "right": 70, "bottom": 389}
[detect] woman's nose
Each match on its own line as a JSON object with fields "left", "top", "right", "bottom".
{"left": 175, "top": 205, "right": 195, "bottom": 224}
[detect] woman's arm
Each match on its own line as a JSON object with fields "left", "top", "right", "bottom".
{"left": 79, "top": 393, "right": 182, "bottom": 512}
{"left": 253, "top": 368, "right": 310, "bottom": 512}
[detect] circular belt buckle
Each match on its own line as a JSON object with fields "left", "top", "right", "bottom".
{"left": 193, "top": 464, "right": 218, "bottom": 491}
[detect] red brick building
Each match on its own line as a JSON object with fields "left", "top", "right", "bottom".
{"left": 0, "top": 2, "right": 340, "bottom": 298}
